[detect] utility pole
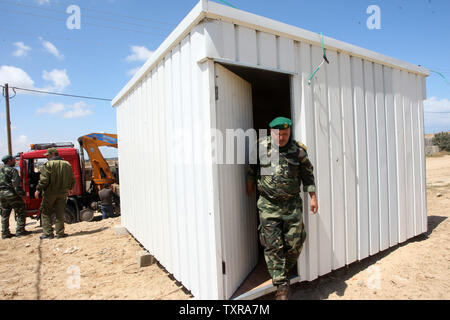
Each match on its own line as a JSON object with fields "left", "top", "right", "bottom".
{"left": 4, "top": 83, "right": 12, "bottom": 155}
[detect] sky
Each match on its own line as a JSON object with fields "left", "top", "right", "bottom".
{"left": 0, "top": 0, "right": 449, "bottom": 159}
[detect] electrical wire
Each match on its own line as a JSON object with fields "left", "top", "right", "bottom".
{"left": 424, "top": 111, "right": 450, "bottom": 114}
{"left": 0, "top": 26, "right": 121, "bottom": 48}
{"left": 0, "top": 0, "right": 174, "bottom": 32}
{"left": 217, "top": 0, "right": 237, "bottom": 8}
{"left": 0, "top": 8, "right": 169, "bottom": 37}
{"left": 0, "top": 85, "right": 111, "bottom": 101}
{"left": 308, "top": 32, "right": 329, "bottom": 85}
{"left": 0, "top": 0, "right": 176, "bottom": 26}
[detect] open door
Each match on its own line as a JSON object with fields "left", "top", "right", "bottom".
{"left": 214, "top": 63, "right": 259, "bottom": 299}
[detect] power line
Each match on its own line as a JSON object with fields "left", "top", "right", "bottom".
{"left": 0, "top": 26, "right": 123, "bottom": 48}
{"left": 425, "top": 111, "right": 450, "bottom": 114}
{"left": 0, "top": 85, "right": 111, "bottom": 102}
{"left": 0, "top": 0, "right": 176, "bottom": 26}
{"left": 0, "top": 9, "right": 170, "bottom": 37}
{"left": 0, "top": 0, "right": 174, "bottom": 32}
{"left": 77, "top": 6, "right": 177, "bottom": 26}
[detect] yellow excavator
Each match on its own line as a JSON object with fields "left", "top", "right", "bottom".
{"left": 78, "top": 133, "right": 119, "bottom": 196}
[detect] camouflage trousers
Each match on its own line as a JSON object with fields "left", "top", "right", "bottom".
{"left": 0, "top": 195, "right": 27, "bottom": 236}
{"left": 40, "top": 193, "right": 67, "bottom": 237}
{"left": 257, "top": 195, "right": 307, "bottom": 286}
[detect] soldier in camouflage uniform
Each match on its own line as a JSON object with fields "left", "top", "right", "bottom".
{"left": 35, "top": 148, "right": 75, "bottom": 239}
{"left": 0, "top": 155, "right": 31, "bottom": 239}
{"left": 247, "top": 117, "right": 318, "bottom": 300}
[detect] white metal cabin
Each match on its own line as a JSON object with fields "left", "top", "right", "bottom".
{"left": 112, "top": 0, "right": 429, "bottom": 300}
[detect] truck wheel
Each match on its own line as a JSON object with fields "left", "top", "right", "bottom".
{"left": 64, "top": 206, "right": 76, "bottom": 224}
{"left": 50, "top": 206, "right": 75, "bottom": 224}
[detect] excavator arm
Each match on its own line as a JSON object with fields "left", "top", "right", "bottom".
{"left": 78, "top": 133, "right": 117, "bottom": 190}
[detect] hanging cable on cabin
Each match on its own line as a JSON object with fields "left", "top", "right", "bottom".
{"left": 308, "top": 32, "right": 329, "bottom": 85}
{"left": 217, "top": 0, "right": 237, "bottom": 9}
{"left": 429, "top": 70, "right": 450, "bottom": 85}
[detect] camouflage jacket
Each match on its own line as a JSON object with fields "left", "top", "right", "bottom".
{"left": 0, "top": 165, "right": 25, "bottom": 197}
{"left": 37, "top": 157, "right": 75, "bottom": 195}
{"left": 247, "top": 136, "right": 316, "bottom": 201}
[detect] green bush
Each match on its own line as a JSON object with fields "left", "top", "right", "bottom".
{"left": 433, "top": 132, "right": 450, "bottom": 152}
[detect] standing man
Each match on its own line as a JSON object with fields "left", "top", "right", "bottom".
{"left": 247, "top": 117, "right": 318, "bottom": 300}
{"left": 0, "top": 155, "right": 31, "bottom": 239}
{"left": 98, "top": 183, "right": 115, "bottom": 220}
{"left": 35, "top": 148, "right": 75, "bottom": 239}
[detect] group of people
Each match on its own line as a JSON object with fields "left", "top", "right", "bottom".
{"left": 0, "top": 147, "right": 115, "bottom": 240}
{"left": 1, "top": 116, "right": 315, "bottom": 300}
{"left": 0, "top": 147, "right": 75, "bottom": 239}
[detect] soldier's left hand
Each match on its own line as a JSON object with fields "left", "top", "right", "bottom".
{"left": 310, "top": 194, "right": 318, "bottom": 214}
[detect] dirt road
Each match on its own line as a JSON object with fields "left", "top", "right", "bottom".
{"left": 0, "top": 155, "right": 449, "bottom": 300}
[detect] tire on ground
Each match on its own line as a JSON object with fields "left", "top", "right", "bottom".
{"left": 50, "top": 205, "right": 76, "bottom": 224}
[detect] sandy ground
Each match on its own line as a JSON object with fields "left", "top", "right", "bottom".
{"left": 264, "top": 154, "right": 450, "bottom": 300}
{"left": 0, "top": 214, "right": 191, "bottom": 300}
{"left": 0, "top": 155, "right": 449, "bottom": 300}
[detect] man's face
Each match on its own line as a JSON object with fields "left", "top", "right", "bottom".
{"left": 7, "top": 159, "right": 15, "bottom": 167}
{"left": 271, "top": 128, "right": 291, "bottom": 147}
{"left": 46, "top": 153, "right": 55, "bottom": 160}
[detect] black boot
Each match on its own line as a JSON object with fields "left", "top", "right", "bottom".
{"left": 40, "top": 234, "right": 54, "bottom": 239}
{"left": 275, "top": 284, "right": 290, "bottom": 300}
{"left": 17, "top": 230, "right": 32, "bottom": 237}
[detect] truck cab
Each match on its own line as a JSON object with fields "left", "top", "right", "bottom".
{"left": 19, "top": 143, "right": 86, "bottom": 223}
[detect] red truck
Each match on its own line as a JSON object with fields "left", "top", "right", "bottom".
{"left": 18, "top": 141, "right": 116, "bottom": 224}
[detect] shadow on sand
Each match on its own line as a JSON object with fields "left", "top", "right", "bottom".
{"left": 259, "top": 215, "right": 447, "bottom": 300}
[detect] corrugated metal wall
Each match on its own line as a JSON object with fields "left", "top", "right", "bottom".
{"left": 203, "top": 19, "right": 428, "bottom": 283}
{"left": 115, "top": 24, "right": 222, "bottom": 300}
{"left": 115, "top": 14, "right": 427, "bottom": 299}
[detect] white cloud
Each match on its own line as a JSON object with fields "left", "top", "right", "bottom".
{"left": 0, "top": 134, "right": 31, "bottom": 156}
{"left": 126, "top": 45, "right": 154, "bottom": 62}
{"left": 36, "top": 101, "right": 93, "bottom": 119}
{"left": 62, "top": 102, "right": 93, "bottom": 119}
{"left": 424, "top": 97, "right": 450, "bottom": 112}
{"left": 0, "top": 65, "right": 35, "bottom": 89}
{"left": 39, "top": 37, "right": 64, "bottom": 60}
{"left": 36, "top": 102, "right": 66, "bottom": 115}
{"left": 0, "top": 65, "right": 70, "bottom": 95}
{"left": 13, "top": 42, "right": 31, "bottom": 57}
{"left": 42, "top": 69, "right": 70, "bottom": 92}
{"left": 127, "top": 67, "right": 141, "bottom": 77}
{"left": 424, "top": 97, "right": 450, "bottom": 133}
{"left": 35, "top": 0, "right": 50, "bottom": 4}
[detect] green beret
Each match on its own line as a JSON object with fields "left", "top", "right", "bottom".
{"left": 44, "top": 147, "right": 58, "bottom": 156}
{"left": 1, "top": 155, "right": 14, "bottom": 164}
{"left": 269, "top": 117, "right": 292, "bottom": 129}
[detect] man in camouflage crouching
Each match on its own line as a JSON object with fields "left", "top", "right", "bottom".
{"left": 247, "top": 117, "right": 318, "bottom": 300}
{"left": 0, "top": 155, "right": 31, "bottom": 239}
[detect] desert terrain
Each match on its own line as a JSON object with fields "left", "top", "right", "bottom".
{"left": 0, "top": 155, "right": 449, "bottom": 300}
